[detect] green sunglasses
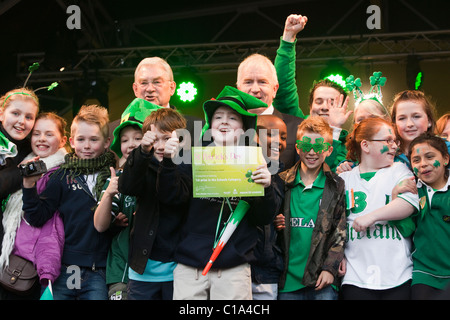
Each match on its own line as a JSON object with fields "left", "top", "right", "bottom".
{"left": 296, "top": 136, "right": 331, "bottom": 154}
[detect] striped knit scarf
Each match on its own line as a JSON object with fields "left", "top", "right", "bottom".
{"left": 55, "top": 150, "right": 116, "bottom": 200}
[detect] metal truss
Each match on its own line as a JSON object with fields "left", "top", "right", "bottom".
{"left": 17, "top": 29, "right": 450, "bottom": 83}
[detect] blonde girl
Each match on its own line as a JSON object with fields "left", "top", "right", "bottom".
{"left": 0, "top": 88, "right": 39, "bottom": 227}
{"left": 0, "top": 112, "right": 67, "bottom": 299}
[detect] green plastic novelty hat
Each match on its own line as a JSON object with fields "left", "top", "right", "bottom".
{"left": 201, "top": 86, "right": 266, "bottom": 138}
{"left": 111, "top": 98, "right": 162, "bottom": 157}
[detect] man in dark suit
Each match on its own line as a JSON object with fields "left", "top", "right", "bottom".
{"left": 109, "top": 57, "right": 203, "bottom": 148}
{"left": 235, "top": 51, "right": 303, "bottom": 301}
{"left": 236, "top": 53, "right": 302, "bottom": 171}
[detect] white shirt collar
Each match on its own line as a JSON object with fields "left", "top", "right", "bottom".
{"left": 417, "top": 169, "right": 450, "bottom": 192}
{"left": 261, "top": 105, "right": 274, "bottom": 115}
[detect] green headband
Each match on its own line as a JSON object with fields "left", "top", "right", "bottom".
{"left": 1, "top": 62, "right": 58, "bottom": 108}
{"left": 296, "top": 136, "right": 331, "bottom": 154}
{"left": 1, "top": 92, "right": 37, "bottom": 108}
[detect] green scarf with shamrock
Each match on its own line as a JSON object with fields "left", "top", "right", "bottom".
{"left": 0, "top": 131, "right": 17, "bottom": 165}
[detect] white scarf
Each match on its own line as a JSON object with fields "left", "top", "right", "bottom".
{"left": 0, "top": 148, "right": 67, "bottom": 271}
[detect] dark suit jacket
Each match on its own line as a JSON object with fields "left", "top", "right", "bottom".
{"left": 108, "top": 105, "right": 204, "bottom": 152}
{"left": 272, "top": 109, "right": 302, "bottom": 170}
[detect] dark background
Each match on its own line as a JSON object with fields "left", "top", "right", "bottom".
{"left": 1, "top": 0, "right": 449, "bottom": 126}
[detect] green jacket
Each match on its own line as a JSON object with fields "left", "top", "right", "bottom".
{"left": 273, "top": 38, "right": 305, "bottom": 118}
{"left": 328, "top": 129, "right": 348, "bottom": 172}
{"left": 273, "top": 38, "right": 347, "bottom": 171}
{"left": 278, "top": 161, "right": 347, "bottom": 289}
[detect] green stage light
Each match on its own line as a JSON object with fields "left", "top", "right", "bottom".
{"left": 177, "top": 81, "right": 198, "bottom": 102}
{"left": 415, "top": 72, "right": 423, "bottom": 90}
{"left": 407, "top": 55, "right": 422, "bottom": 90}
{"left": 324, "top": 74, "right": 346, "bottom": 89}
{"left": 320, "top": 61, "right": 350, "bottom": 89}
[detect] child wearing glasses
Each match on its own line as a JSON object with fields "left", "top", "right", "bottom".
{"left": 277, "top": 116, "right": 347, "bottom": 300}
{"left": 339, "top": 117, "right": 419, "bottom": 300}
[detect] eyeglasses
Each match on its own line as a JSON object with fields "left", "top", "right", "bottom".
{"left": 368, "top": 138, "right": 401, "bottom": 146}
{"left": 137, "top": 79, "right": 171, "bottom": 88}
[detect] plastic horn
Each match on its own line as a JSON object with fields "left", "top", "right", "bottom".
{"left": 202, "top": 200, "right": 250, "bottom": 276}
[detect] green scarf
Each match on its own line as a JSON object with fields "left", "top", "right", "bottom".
{"left": 0, "top": 131, "right": 17, "bottom": 165}
{"left": 55, "top": 150, "right": 116, "bottom": 200}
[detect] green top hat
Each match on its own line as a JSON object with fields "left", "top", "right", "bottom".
{"left": 111, "top": 98, "right": 162, "bottom": 158}
{"left": 201, "top": 86, "right": 267, "bottom": 138}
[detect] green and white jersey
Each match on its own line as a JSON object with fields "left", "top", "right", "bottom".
{"left": 412, "top": 171, "right": 450, "bottom": 289}
{"left": 339, "top": 162, "right": 419, "bottom": 290}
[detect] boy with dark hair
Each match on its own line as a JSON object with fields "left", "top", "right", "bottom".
{"left": 118, "top": 107, "right": 188, "bottom": 300}
{"left": 94, "top": 98, "right": 161, "bottom": 300}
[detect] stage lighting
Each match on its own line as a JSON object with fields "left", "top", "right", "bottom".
{"left": 406, "top": 55, "right": 422, "bottom": 90}
{"left": 415, "top": 71, "right": 423, "bottom": 90}
{"left": 177, "top": 81, "right": 198, "bottom": 102}
{"left": 320, "top": 61, "right": 350, "bottom": 89}
{"left": 324, "top": 74, "right": 346, "bottom": 89}
{"left": 173, "top": 67, "right": 203, "bottom": 107}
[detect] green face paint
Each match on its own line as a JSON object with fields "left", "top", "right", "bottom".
{"left": 433, "top": 160, "right": 441, "bottom": 168}
{"left": 416, "top": 148, "right": 420, "bottom": 155}
{"left": 380, "top": 145, "right": 389, "bottom": 154}
{"left": 296, "top": 136, "right": 331, "bottom": 154}
{"left": 413, "top": 167, "right": 419, "bottom": 175}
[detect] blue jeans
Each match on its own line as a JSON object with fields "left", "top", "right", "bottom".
{"left": 52, "top": 265, "right": 108, "bottom": 300}
{"left": 278, "top": 286, "right": 338, "bottom": 300}
{"left": 127, "top": 279, "right": 174, "bottom": 300}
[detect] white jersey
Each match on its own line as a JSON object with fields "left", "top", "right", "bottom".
{"left": 339, "top": 162, "right": 419, "bottom": 290}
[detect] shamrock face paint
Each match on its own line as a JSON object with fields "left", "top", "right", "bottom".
{"left": 296, "top": 136, "right": 331, "bottom": 154}
{"left": 359, "top": 123, "right": 402, "bottom": 171}
{"left": 380, "top": 145, "right": 389, "bottom": 154}
{"left": 410, "top": 142, "right": 449, "bottom": 190}
{"left": 433, "top": 160, "right": 441, "bottom": 168}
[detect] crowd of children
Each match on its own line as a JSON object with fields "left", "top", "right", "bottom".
{"left": 0, "top": 13, "right": 449, "bottom": 302}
